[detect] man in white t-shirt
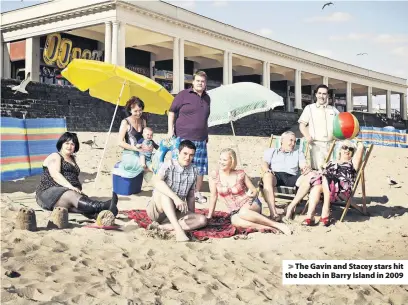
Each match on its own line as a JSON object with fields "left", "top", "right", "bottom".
{"left": 298, "top": 84, "right": 339, "bottom": 170}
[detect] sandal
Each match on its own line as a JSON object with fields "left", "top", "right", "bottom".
{"left": 320, "top": 216, "right": 334, "bottom": 227}
{"left": 301, "top": 218, "right": 316, "bottom": 226}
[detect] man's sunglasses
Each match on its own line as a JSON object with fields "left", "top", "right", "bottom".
{"left": 341, "top": 145, "right": 355, "bottom": 152}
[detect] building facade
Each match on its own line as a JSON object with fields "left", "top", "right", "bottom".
{"left": 1, "top": 0, "right": 407, "bottom": 121}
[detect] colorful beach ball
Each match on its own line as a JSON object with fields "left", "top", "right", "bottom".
{"left": 333, "top": 112, "right": 360, "bottom": 140}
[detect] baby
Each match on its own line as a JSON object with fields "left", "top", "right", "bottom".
{"left": 136, "top": 127, "right": 155, "bottom": 169}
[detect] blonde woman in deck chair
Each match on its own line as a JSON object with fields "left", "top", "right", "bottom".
{"left": 285, "top": 140, "right": 364, "bottom": 226}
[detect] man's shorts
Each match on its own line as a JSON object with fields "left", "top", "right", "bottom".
{"left": 146, "top": 196, "right": 182, "bottom": 224}
{"left": 274, "top": 172, "right": 300, "bottom": 187}
{"left": 172, "top": 137, "right": 208, "bottom": 176}
{"left": 146, "top": 198, "right": 166, "bottom": 224}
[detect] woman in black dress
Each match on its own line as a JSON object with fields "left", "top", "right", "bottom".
{"left": 36, "top": 132, "right": 118, "bottom": 218}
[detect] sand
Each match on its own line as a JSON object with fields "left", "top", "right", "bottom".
{"left": 1, "top": 132, "right": 408, "bottom": 305}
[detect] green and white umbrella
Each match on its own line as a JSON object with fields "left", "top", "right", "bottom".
{"left": 208, "top": 82, "right": 284, "bottom": 128}
{"left": 207, "top": 82, "right": 284, "bottom": 164}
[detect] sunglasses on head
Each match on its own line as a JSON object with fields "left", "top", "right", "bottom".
{"left": 341, "top": 145, "right": 355, "bottom": 152}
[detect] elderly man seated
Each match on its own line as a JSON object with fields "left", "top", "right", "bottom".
{"left": 262, "top": 131, "right": 313, "bottom": 221}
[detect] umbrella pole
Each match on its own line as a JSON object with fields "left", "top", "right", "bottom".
{"left": 94, "top": 81, "right": 126, "bottom": 189}
{"left": 230, "top": 120, "right": 243, "bottom": 166}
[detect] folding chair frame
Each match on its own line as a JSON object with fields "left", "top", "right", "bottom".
{"left": 301, "top": 140, "right": 374, "bottom": 222}
{"left": 258, "top": 134, "right": 310, "bottom": 204}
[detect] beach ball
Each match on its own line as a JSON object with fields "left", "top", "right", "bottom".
{"left": 333, "top": 112, "right": 360, "bottom": 140}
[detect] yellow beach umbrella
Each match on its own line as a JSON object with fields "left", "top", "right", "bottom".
{"left": 61, "top": 59, "right": 174, "bottom": 187}
{"left": 61, "top": 59, "right": 173, "bottom": 114}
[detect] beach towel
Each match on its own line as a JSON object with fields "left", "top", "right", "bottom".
{"left": 115, "top": 150, "right": 144, "bottom": 178}
{"left": 126, "top": 209, "right": 276, "bottom": 241}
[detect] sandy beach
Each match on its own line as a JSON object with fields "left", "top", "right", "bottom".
{"left": 1, "top": 132, "right": 408, "bottom": 305}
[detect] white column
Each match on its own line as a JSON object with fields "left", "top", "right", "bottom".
{"left": 117, "top": 22, "right": 126, "bottom": 67}
{"left": 193, "top": 62, "right": 199, "bottom": 74}
{"left": 111, "top": 21, "right": 119, "bottom": 65}
{"left": 179, "top": 38, "right": 184, "bottom": 91}
{"left": 401, "top": 92, "right": 407, "bottom": 121}
{"left": 262, "top": 61, "right": 270, "bottom": 89}
{"left": 386, "top": 90, "right": 392, "bottom": 119}
{"left": 2, "top": 42, "right": 11, "bottom": 78}
{"left": 286, "top": 84, "right": 292, "bottom": 112}
{"left": 294, "top": 69, "right": 302, "bottom": 110}
{"left": 149, "top": 53, "right": 155, "bottom": 80}
{"left": 228, "top": 52, "right": 233, "bottom": 84}
{"left": 25, "top": 37, "right": 40, "bottom": 82}
{"left": 262, "top": 61, "right": 267, "bottom": 87}
{"left": 266, "top": 62, "right": 270, "bottom": 90}
{"left": 311, "top": 86, "right": 314, "bottom": 104}
{"left": 346, "top": 82, "right": 353, "bottom": 112}
{"left": 223, "top": 50, "right": 228, "bottom": 85}
{"left": 104, "top": 21, "right": 112, "bottom": 63}
{"left": 0, "top": 37, "right": 4, "bottom": 78}
{"left": 172, "top": 37, "right": 180, "bottom": 94}
{"left": 367, "top": 86, "right": 373, "bottom": 113}
{"left": 322, "top": 76, "right": 329, "bottom": 86}
{"left": 351, "top": 90, "right": 354, "bottom": 110}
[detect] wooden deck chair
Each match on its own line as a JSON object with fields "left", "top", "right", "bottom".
{"left": 258, "top": 134, "right": 310, "bottom": 204}
{"left": 301, "top": 140, "right": 374, "bottom": 222}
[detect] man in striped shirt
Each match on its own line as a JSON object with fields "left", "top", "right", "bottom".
{"left": 148, "top": 140, "right": 208, "bottom": 242}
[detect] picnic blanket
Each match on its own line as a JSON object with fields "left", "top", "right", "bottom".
{"left": 126, "top": 209, "right": 276, "bottom": 240}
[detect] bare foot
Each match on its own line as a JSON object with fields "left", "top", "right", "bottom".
{"left": 277, "top": 224, "right": 292, "bottom": 235}
{"left": 270, "top": 214, "right": 282, "bottom": 222}
{"left": 147, "top": 222, "right": 160, "bottom": 230}
{"left": 284, "top": 205, "right": 296, "bottom": 220}
{"left": 175, "top": 231, "right": 190, "bottom": 242}
{"left": 282, "top": 216, "right": 293, "bottom": 225}
{"left": 158, "top": 223, "right": 174, "bottom": 231}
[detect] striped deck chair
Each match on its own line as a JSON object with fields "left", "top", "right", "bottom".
{"left": 302, "top": 139, "right": 374, "bottom": 222}
{"left": 258, "top": 134, "right": 310, "bottom": 202}
{"left": 25, "top": 118, "right": 67, "bottom": 176}
{"left": 1, "top": 117, "right": 31, "bottom": 181}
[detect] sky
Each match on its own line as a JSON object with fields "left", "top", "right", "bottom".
{"left": 2, "top": 0, "right": 408, "bottom": 108}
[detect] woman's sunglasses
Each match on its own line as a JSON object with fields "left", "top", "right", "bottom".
{"left": 341, "top": 145, "right": 355, "bottom": 152}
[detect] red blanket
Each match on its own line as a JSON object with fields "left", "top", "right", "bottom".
{"left": 126, "top": 209, "right": 275, "bottom": 241}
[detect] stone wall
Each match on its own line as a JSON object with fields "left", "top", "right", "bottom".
{"left": 1, "top": 78, "right": 127, "bottom": 131}
{"left": 1, "top": 79, "right": 300, "bottom": 136}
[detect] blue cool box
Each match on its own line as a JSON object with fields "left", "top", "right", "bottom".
{"left": 112, "top": 162, "right": 143, "bottom": 195}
